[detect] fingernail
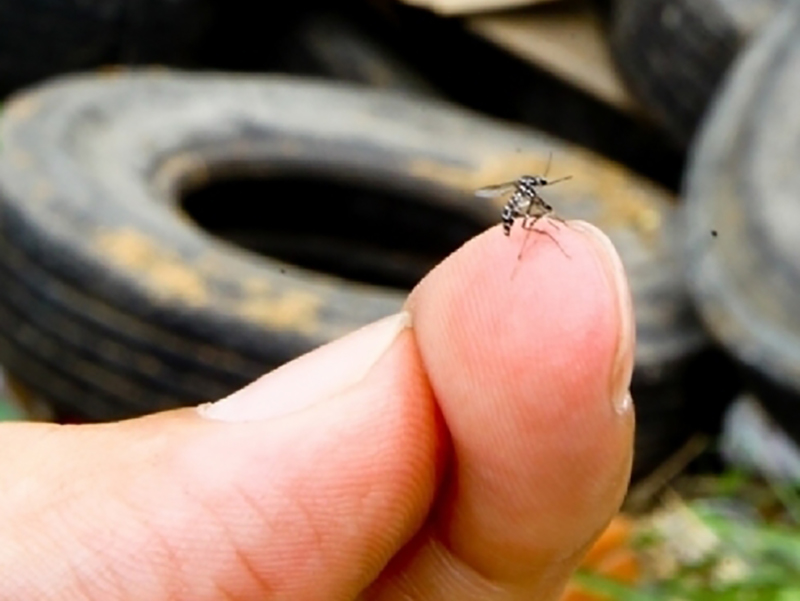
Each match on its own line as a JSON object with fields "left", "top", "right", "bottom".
{"left": 616, "top": 391, "right": 633, "bottom": 415}
{"left": 570, "top": 221, "right": 636, "bottom": 415}
{"left": 198, "top": 311, "right": 413, "bottom": 422}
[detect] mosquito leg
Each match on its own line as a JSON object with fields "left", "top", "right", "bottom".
{"left": 547, "top": 215, "right": 566, "bottom": 231}
{"left": 520, "top": 217, "right": 571, "bottom": 258}
{"left": 518, "top": 214, "right": 543, "bottom": 260}
{"left": 516, "top": 189, "right": 546, "bottom": 260}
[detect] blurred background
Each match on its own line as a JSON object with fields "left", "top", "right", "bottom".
{"left": 1, "top": 0, "right": 800, "bottom": 597}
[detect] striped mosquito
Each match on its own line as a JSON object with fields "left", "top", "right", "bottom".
{"left": 474, "top": 155, "right": 572, "bottom": 259}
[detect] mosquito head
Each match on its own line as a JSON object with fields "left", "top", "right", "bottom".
{"left": 519, "top": 175, "right": 545, "bottom": 188}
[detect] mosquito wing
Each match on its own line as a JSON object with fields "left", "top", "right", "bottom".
{"left": 474, "top": 181, "right": 517, "bottom": 198}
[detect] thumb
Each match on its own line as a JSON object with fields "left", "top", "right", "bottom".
{"left": 0, "top": 311, "right": 442, "bottom": 600}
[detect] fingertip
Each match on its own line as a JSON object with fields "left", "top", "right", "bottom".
{"left": 404, "top": 219, "right": 635, "bottom": 581}
{"left": 410, "top": 219, "right": 631, "bottom": 428}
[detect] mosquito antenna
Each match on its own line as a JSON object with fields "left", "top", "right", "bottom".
{"left": 546, "top": 175, "right": 572, "bottom": 186}
{"left": 543, "top": 151, "right": 553, "bottom": 178}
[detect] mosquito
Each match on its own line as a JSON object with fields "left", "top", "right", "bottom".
{"left": 474, "top": 154, "right": 572, "bottom": 259}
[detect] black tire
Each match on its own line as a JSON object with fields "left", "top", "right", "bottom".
{"left": 276, "top": 11, "right": 440, "bottom": 96}
{"left": 294, "top": 2, "right": 685, "bottom": 191}
{"left": 683, "top": 3, "right": 800, "bottom": 441}
{"left": 0, "top": 0, "right": 211, "bottom": 95}
{"left": 610, "top": 0, "right": 786, "bottom": 146}
{"left": 0, "top": 71, "right": 704, "bottom": 477}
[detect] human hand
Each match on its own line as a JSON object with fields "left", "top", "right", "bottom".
{"left": 0, "top": 220, "right": 635, "bottom": 599}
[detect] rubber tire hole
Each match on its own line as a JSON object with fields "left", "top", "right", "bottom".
{"left": 181, "top": 175, "right": 485, "bottom": 290}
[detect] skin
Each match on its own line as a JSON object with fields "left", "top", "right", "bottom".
{"left": 0, "top": 220, "right": 635, "bottom": 600}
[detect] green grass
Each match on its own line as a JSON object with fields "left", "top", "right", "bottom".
{"left": 577, "top": 473, "right": 800, "bottom": 600}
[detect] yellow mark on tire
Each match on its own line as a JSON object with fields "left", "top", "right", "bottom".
{"left": 93, "top": 228, "right": 322, "bottom": 333}
{"left": 237, "top": 292, "right": 322, "bottom": 335}
{"left": 94, "top": 228, "right": 209, "bottom": 306}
